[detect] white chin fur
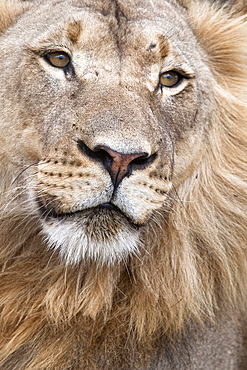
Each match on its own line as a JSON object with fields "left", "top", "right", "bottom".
{"left": 41, "top": 215, "right": 140, "bottom": 266}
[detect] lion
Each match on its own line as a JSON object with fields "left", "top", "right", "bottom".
{"left": 0, "top": 0, "right": 247, "bottom": 368}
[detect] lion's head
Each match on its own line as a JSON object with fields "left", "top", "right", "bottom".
{"left": 0, "top": 0, "right": 247, "bottom": 368}
{"left": 1, "top": 0, "right": 216, "bottom": 266}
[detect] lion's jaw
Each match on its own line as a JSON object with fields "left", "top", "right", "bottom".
{"left": 41, "top": 209, "right": 140, "bottom": 266}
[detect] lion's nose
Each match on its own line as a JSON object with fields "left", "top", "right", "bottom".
{"left": 95, "top": 146, "right": 153, "bottom": 187}
{"left": 78, "top": 141, "right": 156, "bottom": 187}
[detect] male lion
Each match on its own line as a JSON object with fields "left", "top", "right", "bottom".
{"left": 0, "top": 0, "right": 247, "bottom": 369}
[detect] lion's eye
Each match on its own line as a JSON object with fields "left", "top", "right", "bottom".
{"left": 159, "top": 71, "right": 181, "bottom": 88}
{"left": 46, "top": 51, "right": 70, "bottom": 68}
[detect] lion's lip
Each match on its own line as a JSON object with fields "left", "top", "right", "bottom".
{"left": 98, "top": 202, "right": 119, "bottom": 211}
{"left": 40, "top": 204, "right": 120, "bottom": 220}
{"left": 37, "top": 199, "right": 136, "bottom": 225}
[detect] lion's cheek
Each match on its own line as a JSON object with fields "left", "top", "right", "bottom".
{"left": 172, "top": 130, "right": 209, "bottom": 187}
{"left": 112, "top": 174, "right": 172, "bottom": 224}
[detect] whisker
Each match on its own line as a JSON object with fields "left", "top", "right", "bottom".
{"left": 11, "top": 162, "right": 40, "bottom": 185}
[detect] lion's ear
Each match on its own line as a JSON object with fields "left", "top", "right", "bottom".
{"left": 0, "top": 0, "right": 28, "bottom": 34}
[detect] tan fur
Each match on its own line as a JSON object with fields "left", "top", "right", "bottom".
{"left": 0, "top": 0, "right": 247, "bottom": 369}
{"left": 0, "top": 0, "right": 27, "bottom": 34}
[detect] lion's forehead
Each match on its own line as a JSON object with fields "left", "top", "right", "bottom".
{"left": 67, "top": 0, "right": 186, "bottom": 25}
{"left": 15, "top": 0, "right": 195, "bottom": 58}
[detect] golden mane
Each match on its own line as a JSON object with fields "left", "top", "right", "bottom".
{"left": 0, "top": 0, "right": 247, "bottom": 368}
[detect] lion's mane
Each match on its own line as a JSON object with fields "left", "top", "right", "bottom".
{"left": 0, "top": 0, "right": 247, "bottom": 368}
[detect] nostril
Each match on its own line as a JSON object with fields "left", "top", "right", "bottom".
{"left": 77, "top": 140, "right": 94, "bottom": 157}
{"left": 130, "top": 152, "right": 157, "bottom": 169}
{"left": 92, "top": 148, "right": 112, "bottom": 165}
{"left": 77, "top": 140, "right": 112, "bottom": 164}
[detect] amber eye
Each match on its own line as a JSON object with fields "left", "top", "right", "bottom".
{"left": 159, "top": 71, "right": 181, "bottom": 88}
{"left": 46, "top": 51, "right": 70, "bottom": 68}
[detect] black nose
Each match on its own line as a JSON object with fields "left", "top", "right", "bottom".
{"left": 78, "top": 141, "right": 156, "bottom": 187}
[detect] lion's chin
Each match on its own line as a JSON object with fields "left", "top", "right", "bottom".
{"left": 41, "top": 207, "right": 141, "bottom": 266}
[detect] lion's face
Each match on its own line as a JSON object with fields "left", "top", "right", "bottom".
{"left": 0, "top": 0, "right": 214, "bottom": 265}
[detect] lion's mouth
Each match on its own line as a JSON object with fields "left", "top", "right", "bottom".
{"left": 97, "top": 202, "right": 119, "bottom": 211}
{"left": 38, "top": 198, "right": 138, "bottom": 228}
